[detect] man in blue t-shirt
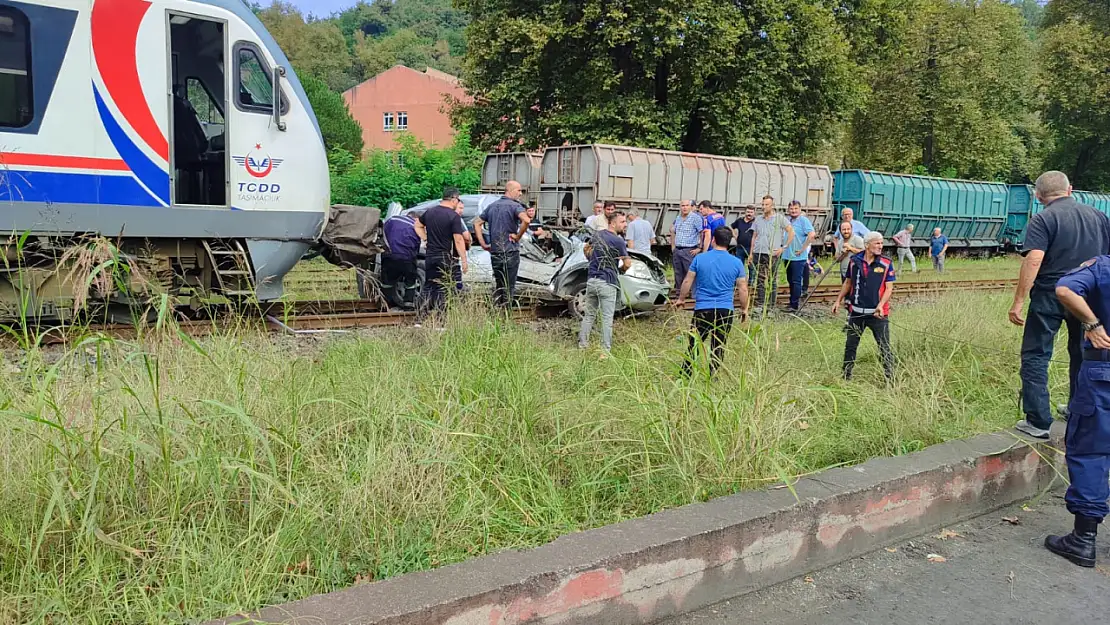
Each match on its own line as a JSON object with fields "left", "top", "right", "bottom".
{"left": 578, "top": 211, "right": 631, "bottom": 355}
{"left": 783, "top": 200, "right": 815, "bottom": 312}
{"left": 930, "top": 228, "right": 950, "bottom": 273}
{"left": 699, "top": 200, "right": 727, "bottom": 252}
{"left": 675, "top": 227, "right": 750, "bottom": 377}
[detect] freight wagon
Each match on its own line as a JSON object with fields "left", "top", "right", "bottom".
{"left": 483, "top": 145, "right": 833, "bottom": 248}
{"left": 482, "top": 147, "right": 1110, "bottom": 256}
{"left": 1002, "top": 187, "right": 1110, "bottom": 248}
{"left": 480, "top": 152, "right": 542, "bottom": 207}
{"left": 831, "top": 170, "right": 1008, "bottom": 250}
{"left": 834, "top": 170, "right": 1110, "bottom": 252}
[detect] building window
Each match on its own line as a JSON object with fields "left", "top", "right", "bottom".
{"left": 383, "top": 112, "right": 394, "bottom": 131}
{"left": 397, "top": 111, "right": 408, "bottom": 130}
{"left": 0, "top": 8, "right": 34, "bottom": 128}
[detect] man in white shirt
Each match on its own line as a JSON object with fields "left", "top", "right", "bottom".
{"left": 584, "top": 201, "right": 606, "bottom": 231}
{"left": 892, "top": 224, "right": 917, "bottom": 273}
{"left": 625, "top": 210, "right": 656, "bottom": 253}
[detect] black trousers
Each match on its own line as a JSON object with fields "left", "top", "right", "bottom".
{"left": 490, "top": 251, "right": 520, "bottom": 309}
{"left": 380, "top": 256, "right": 419, "bottom": 309}
{"left": 682, "top": 308, "right": 735, "bottom": 376}
{"left": 751, "top": 253, "right": 779, "bottom": 307}
{"left": 844, "top": 314, "right": 895, "bottom": 381}
{"left": 418, "top": 254, "right": 454, "bottom": 319}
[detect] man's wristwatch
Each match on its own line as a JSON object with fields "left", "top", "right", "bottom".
{"left": 1082, "top": 319, "right": 1103, "bottom": 332}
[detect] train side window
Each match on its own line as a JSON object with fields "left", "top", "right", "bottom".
{"left": 0, "top": 7, "right": 33, "bottom": 128}
{"left": 234, "top": 43, "right": 287, "bottom": 115}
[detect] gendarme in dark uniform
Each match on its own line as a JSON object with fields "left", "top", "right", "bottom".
{"left": 1046, "top": 256, "right": 1110, "bottom": 567}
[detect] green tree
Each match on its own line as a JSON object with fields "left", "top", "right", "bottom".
{"left": 331, "top": 129, "right": 482, "bottom": 210}
{"left": 258, "top": 1, "right": 357, "bottom": 91}
{"left": 1039, "top": 0, "right": 1110, "bottom": 190}
{"left": 455, "top": 0, "right": 860, "bottom": 160}
{"left": 301, "top": 74, "right": 364, "bottom": 159}
{"left": 846, "top": 0, "right": 1043, "bottom": 182}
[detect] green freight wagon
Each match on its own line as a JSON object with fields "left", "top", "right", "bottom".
{"left": 832, "top": 170, "right": 1008, "bottom": 250}
{"left": 1005, "top": 186, "right": 1110, "bottom": 248}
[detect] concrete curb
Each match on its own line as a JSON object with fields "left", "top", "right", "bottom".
{"left": 210, "top": 431, "right": 1063, "bottom": 625}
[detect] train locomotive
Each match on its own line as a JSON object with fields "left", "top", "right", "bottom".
{"left": 0, "top": 0, "right": 362, "bottom": 322}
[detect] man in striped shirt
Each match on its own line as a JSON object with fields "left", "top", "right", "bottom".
{"left": 670, "top": 199, "right": 703, "bottom": 292}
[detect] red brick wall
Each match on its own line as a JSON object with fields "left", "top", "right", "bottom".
{"left": 342, "top": 65, "right": 471, "bottom": 152}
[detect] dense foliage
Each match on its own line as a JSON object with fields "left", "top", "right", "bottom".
{"left": 330, "top": 130, "right": 483, "bottom": 209}
{"left": 847, "top": 0, "right": 1046, "bottom": 182}
{"left": 1039, "top": 0, "right": 1110, "bottom": 191}
{"left": 299, "top": 74, "right": 364, "bottom": 157}
{"left": 256, "top": 0, "right": 465, "bottom": 92}
{"left": 257, "top": 0, "right": 1110, "bottom": 193}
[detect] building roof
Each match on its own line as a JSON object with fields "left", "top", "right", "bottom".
{"left": 344, "top": 65, "right": 461, "bottom": 96}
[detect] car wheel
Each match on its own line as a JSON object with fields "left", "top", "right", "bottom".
{"left": 567, "top": 282, "right": 588, "bottom": 318}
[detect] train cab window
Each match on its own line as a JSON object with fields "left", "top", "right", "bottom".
{"left": 0, "top": 8, "right": 33, "bottom": 128}
{"left": 235, "top": 44, "right": 287, "bottom": 115}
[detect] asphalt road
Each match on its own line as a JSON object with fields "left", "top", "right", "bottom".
{"left": 663, "top": 494, "right": 1110, "bottom": 625}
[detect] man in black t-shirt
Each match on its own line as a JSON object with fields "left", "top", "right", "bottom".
{"left": 414, "top": 187, "right": 469, "bottom": 321}
{"left": 731, "top": 205, "right": 757, "bottom": 275}
{"left": 1010, "top": 171, "right": 1110, "bottom": 439}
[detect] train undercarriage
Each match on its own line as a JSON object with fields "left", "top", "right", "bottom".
{"left": 0, "top": 235, "right": 260, "bottom": 324}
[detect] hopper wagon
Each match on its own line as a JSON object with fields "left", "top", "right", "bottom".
{"left": 480, "top": 152, "right": 542, "bottom": 207}
{"left": 534, "top": 144, "right": 834, "bottom": 246}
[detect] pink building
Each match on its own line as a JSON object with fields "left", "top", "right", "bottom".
{"left": 342, "top": 65, "right": 470, "bottom": 152}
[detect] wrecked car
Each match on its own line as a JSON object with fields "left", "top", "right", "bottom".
{"left": 384, "top": 196, "right": 670, "bottom": 315}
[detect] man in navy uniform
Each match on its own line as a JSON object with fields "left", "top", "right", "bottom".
{"left": 832, "top": 231, "right": 896, "bottom": 383}
{"left": 1047, "top": 257, "right": 1110, "bottom": 567}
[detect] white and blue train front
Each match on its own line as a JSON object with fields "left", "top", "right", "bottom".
{"left": 0, "top": 0, "right": 330, "bottom": 317}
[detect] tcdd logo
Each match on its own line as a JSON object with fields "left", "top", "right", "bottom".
{"left": 232, "top": 143, "right": 284, "bottom": 178}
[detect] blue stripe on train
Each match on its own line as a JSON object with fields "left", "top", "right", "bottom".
{"left": 0, "top": 169, "right": 164, "bottom": 207}
{"left": 93, "top": 85, "right": 170, "bottom": 206}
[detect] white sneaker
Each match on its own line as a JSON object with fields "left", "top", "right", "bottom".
{"left": 1014, "top": 420, "right": 1050, "bottom": 440}
{"left": 1057, "top": 403, "right": 1070, "bottom": 420}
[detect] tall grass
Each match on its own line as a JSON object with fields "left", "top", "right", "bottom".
{"left": 0, "top": 292, "right": 1063, "bottom": 623}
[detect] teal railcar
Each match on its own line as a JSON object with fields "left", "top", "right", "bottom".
{"left": 832, "top": 170, "right": 1008, "bottom": 249}
{"left": 1005, "top": 187, "right": 1110, "bottom": 248}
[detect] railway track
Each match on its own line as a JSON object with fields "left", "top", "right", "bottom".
{"left": 30, "top": 279, "right": 1017, "bottom": 343}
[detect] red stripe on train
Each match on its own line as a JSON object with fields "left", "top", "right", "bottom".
{"left": 0, "top": 152, "right": 130, "bottom": 171}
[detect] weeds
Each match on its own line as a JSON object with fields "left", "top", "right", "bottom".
{"left": 0, "top": 291, "right": 1062, "bottom": 623}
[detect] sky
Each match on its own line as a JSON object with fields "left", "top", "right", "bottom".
{"left": 286, "top": 0, "right": 356, "bottom": 17}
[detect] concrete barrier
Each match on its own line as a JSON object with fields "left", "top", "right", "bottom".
{"left": 210, "top": 431, "right": 1061, "bottom": 625}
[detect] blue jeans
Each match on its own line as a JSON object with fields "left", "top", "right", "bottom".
{"left": 784, "top": 259, "right": 806, "bottom": 310}
{"left": 1064, "top": 361, "right": 1110, "bottom": 520}
{"left": 1020, "top": 289, "right": 1082, "bottom": 430}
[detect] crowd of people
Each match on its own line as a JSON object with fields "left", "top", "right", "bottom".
{"left": 376, "top": 171, "right": 1110, "bottom": 568}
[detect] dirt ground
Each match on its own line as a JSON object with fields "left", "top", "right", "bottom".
{"left": 664, "top": 493, "right": 1110, "bottom": 625}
